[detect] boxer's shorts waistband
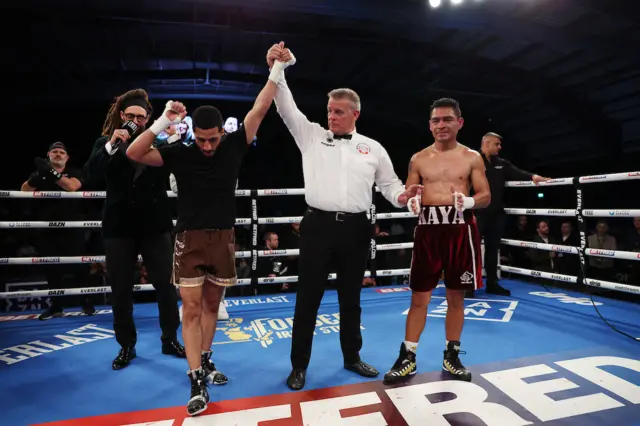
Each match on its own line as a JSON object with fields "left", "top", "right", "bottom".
{"left": 417, "top": 205, "right": 474, "bottom": 225}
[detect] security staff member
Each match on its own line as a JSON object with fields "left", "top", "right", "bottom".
{"left": 83, "top": 89, "right": 185, "bottom": 370}
{"left": 473, "top": 132, "right": 549, "bottom": 297}
{"left": 267, "top": 43, "right": 422, "bottom": 390}
{"left": 21, "top": 142, "right": 90, "bottom": 319}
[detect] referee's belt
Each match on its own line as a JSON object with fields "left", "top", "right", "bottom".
{"left": 307, "top": 207, "right": 367, "bottom": 222}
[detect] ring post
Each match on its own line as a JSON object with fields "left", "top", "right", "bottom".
{"left": 369, "top": 199, "right": 377, "bottom": 282}
{"left": 573, "top": 177, "right": 587, "bottom": 287}
{"left": 250, "top": 190, "right": 259, "bottom": 296}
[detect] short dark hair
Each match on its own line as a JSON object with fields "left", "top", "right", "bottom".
{"left": 483, "top": 132, "right": 503, "bottom": 140}
{"left": 430, "top": 97, "right": 462, "bottom": 118}
{"left": 193, "top": 106, "right": 223, "bottom": 131}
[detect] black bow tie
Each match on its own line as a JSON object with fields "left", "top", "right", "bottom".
{"left": 333, "top": 134, "right": 352, "bottom": 140}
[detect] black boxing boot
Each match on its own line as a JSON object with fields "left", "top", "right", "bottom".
{"left": 384, "top": 342, "right": 417, "bottom": 385}
{"left": 186, "top": 367, "right": 209, "bottom": 417}
{"left": 485, "top": 281, "right": 511, "bottom": 296}
{"left": 442, "top": 341, "right": 471, "bottom": 381}
{"left": 201, "top": 350, "right": 228, "bottom": 385}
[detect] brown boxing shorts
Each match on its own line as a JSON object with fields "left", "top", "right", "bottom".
{"left": 172, "top": 229, "right": 237, "bottom": 287}
{"left": 409, "top": 205, "right": 483, "bottom": 292}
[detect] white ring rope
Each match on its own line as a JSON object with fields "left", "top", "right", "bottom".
{"left": 0, "top": 268, "right": 411, "bottom": 299}
{"left": 1, "top": 170, "right": 638, "bottom": 299}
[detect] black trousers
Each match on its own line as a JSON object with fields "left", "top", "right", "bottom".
{"left": 291, "top": 208, "right": 371, "bottom": 369}
{"left": 104, "top": 232, "right": 180, "bottom": 348}
{"left": 476, "top": 210, "right": 505, "bottom": 285}
{"left": 37, "top": 229, "right": 87, "bottom": 310}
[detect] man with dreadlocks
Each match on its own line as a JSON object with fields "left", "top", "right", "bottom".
{"left": 83, "top": 88, "right": 186, "bottom": 371}
{"left": 126, "top": 49, "right": 295, "bottom": 416}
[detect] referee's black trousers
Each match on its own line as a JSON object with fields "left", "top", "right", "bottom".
{"left": 104, "top": 231, "right": 180, "bottom": 348}
{"left": 291, "top": 208, "right": 371, "bottom": 369}
{"left": 476, "top": 210, "right": 505, "bottom": 286}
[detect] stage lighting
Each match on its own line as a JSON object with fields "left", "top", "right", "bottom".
{"left": 429, "top": 0, "right": 441, "bottom": 7}
{"left": 451, "top": 0, "right": 464, "bottom": 5}
{"left": 538, "top": 192, "right": 544, "bottom": 199}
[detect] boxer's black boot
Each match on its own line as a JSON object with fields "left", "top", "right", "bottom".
{"left": 442, "top": 341, "right": 472, "bottom": 382}
{"left": 186, "top": 367, "right": 209, "bottom": 417}
{"left": 202, "top": 350, "right": 228, "bottom": 385}
{"left": 383, "top": 342, "right": 417, "bottom": 384}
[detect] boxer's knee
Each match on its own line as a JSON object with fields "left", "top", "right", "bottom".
{"left": 411, "top": 290, "right": 432, "bottom": 310}
{"left": 445, "top": 289, "right": 465, "bottom": 311}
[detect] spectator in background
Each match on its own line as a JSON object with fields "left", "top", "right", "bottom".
{"left": 21, "top": 142, "right": 93, "bottom": 319}
{"left": 588, "top": 219, "right": 617, "bottom": 282}
{"left": 626, "top": 217, "right": 640, "bottom": 286}
{"left": 257, "top": 231, "right": 289, "bottom": 294}
{"left": 555, "top": 220, "right": 580, "bottom": 277}
{"left": 528, "top": 219, "right": 557, "bottom": 274}
{"left": 505, "top": 215, "right": 532, "bottom": 269}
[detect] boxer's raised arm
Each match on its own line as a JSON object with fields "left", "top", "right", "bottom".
{"left": 127, "top": 101, "right": 186, "bottom": 167}
{"left": 268, "top": 44, "right": 325, "bottom": 153}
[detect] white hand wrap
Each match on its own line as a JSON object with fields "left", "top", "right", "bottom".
{"left": 166, "top": 133, "right": 181, "bottom": 144}
{"left": 453, "top": 192, "right": 475, "bottom": 212}
{"left": 407, "top": 194, "right": 422, "bottom": 215}
{"left": 149, "top": 101, "right": 183, "bottom": 136}
{"left": 268, "top": 51, "right": 297, "bottom": 84}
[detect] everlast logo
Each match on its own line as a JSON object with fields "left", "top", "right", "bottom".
{"left": 550, "top": 274, "right": 573, "bottom": 282}
{"left": 48, "top": 222, "right": 65, "bottom": 227}
{"left": 548, "top": 210, "right": 568, "bottom": 214}
{"left": 520, "top": 242, "right": 538, "bottom": 248}
{"left": 83, "top": 222, "right": 101, "bottom": 227}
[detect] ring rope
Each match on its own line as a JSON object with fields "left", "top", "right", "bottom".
{"left": 0, "top": 268, "right": 411, "bottom": 299}
{"left": 1, "top": 170, "right": 638, "bottom": 300}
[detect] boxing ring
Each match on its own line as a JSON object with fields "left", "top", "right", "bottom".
{"left": 0, "top": 171, "right": 639, "bottom": 426}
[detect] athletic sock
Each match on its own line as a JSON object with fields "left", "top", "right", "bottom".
{"left": 404, "top": 341, "right": 418, "bottom": 354}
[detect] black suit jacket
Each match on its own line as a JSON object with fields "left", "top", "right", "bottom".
{"left": 480, "top": 154, "right": 534, "bottom": 215}
{"left": 82, "top": 136, "right": 173, "bottom": 239}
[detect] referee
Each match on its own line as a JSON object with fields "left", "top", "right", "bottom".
{"left": 267, "top": 44, "right": 421, "bottom": 390}
{"left": 473, "top": 132, "right": 549, "bottom": 297}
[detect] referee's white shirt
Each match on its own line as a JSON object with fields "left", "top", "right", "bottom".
{"left": 274, "top": 76, "right": 406, "bottom": 213}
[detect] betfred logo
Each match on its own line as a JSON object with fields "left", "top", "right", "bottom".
{"left": 34, "top": 354, "right": 640, "bottom": 426}
{"left": 81, "top": 256, "right": 103, "bottom": 263}
{"left": 590, "top": 249, "right": 615, "bottom": 257}
{"left": 33, "top": 191, "right": 62, "bottom": 197}
{"left": 82, "top": 191, "right": 105, "bottom": 198}
{"left": 628, "top": 172, "right": 639, "bottom": 177}
{"left": 262, "top": 189, "right": 288, "bottom": 195}
{"left": 551, "top": 245, "right": 574, "bottom": 254}
{"left": 32, "top": 257, "right": 60, "bottom": 263}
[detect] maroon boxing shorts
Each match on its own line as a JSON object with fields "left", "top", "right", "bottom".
{"left": 409, "top": 205, "right": 483, "bottom": 292}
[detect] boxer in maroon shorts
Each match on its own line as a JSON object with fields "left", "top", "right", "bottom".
{"left": 410, "top": 206, "right": 483, "bottom": 293}
{"left": 384, "top": 98, "right": 491, "bottom": 384}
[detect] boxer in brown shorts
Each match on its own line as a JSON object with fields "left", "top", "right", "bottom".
{"left": 173, "top": 229, "right": 237, "bottom": 288}
{"left": 126, "top": 65, "right": 281, "bottom": 415}
{"left": 384, "top": 98, "right": 491, "bottom": 384}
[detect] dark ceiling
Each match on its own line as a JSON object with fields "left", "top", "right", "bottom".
{"left": 8, "top": 0, "right": 640, "bottom": 168}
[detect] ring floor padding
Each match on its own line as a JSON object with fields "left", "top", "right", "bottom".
{"left": 0, "top": 279, "right": 638, "bottom": 426}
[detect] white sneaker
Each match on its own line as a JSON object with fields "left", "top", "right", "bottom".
{"left": 217, "top": 302, "right": 229, "bottom": 321}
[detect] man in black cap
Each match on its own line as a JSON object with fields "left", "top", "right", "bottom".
{"left": 474, "top": 132, "right": 549, "bottom": 296}
{"left": 83, "top": 88, "right": 186, "bottom": 370}
{"left": 21, "top": 142, "right": 94, "bottom": 319}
